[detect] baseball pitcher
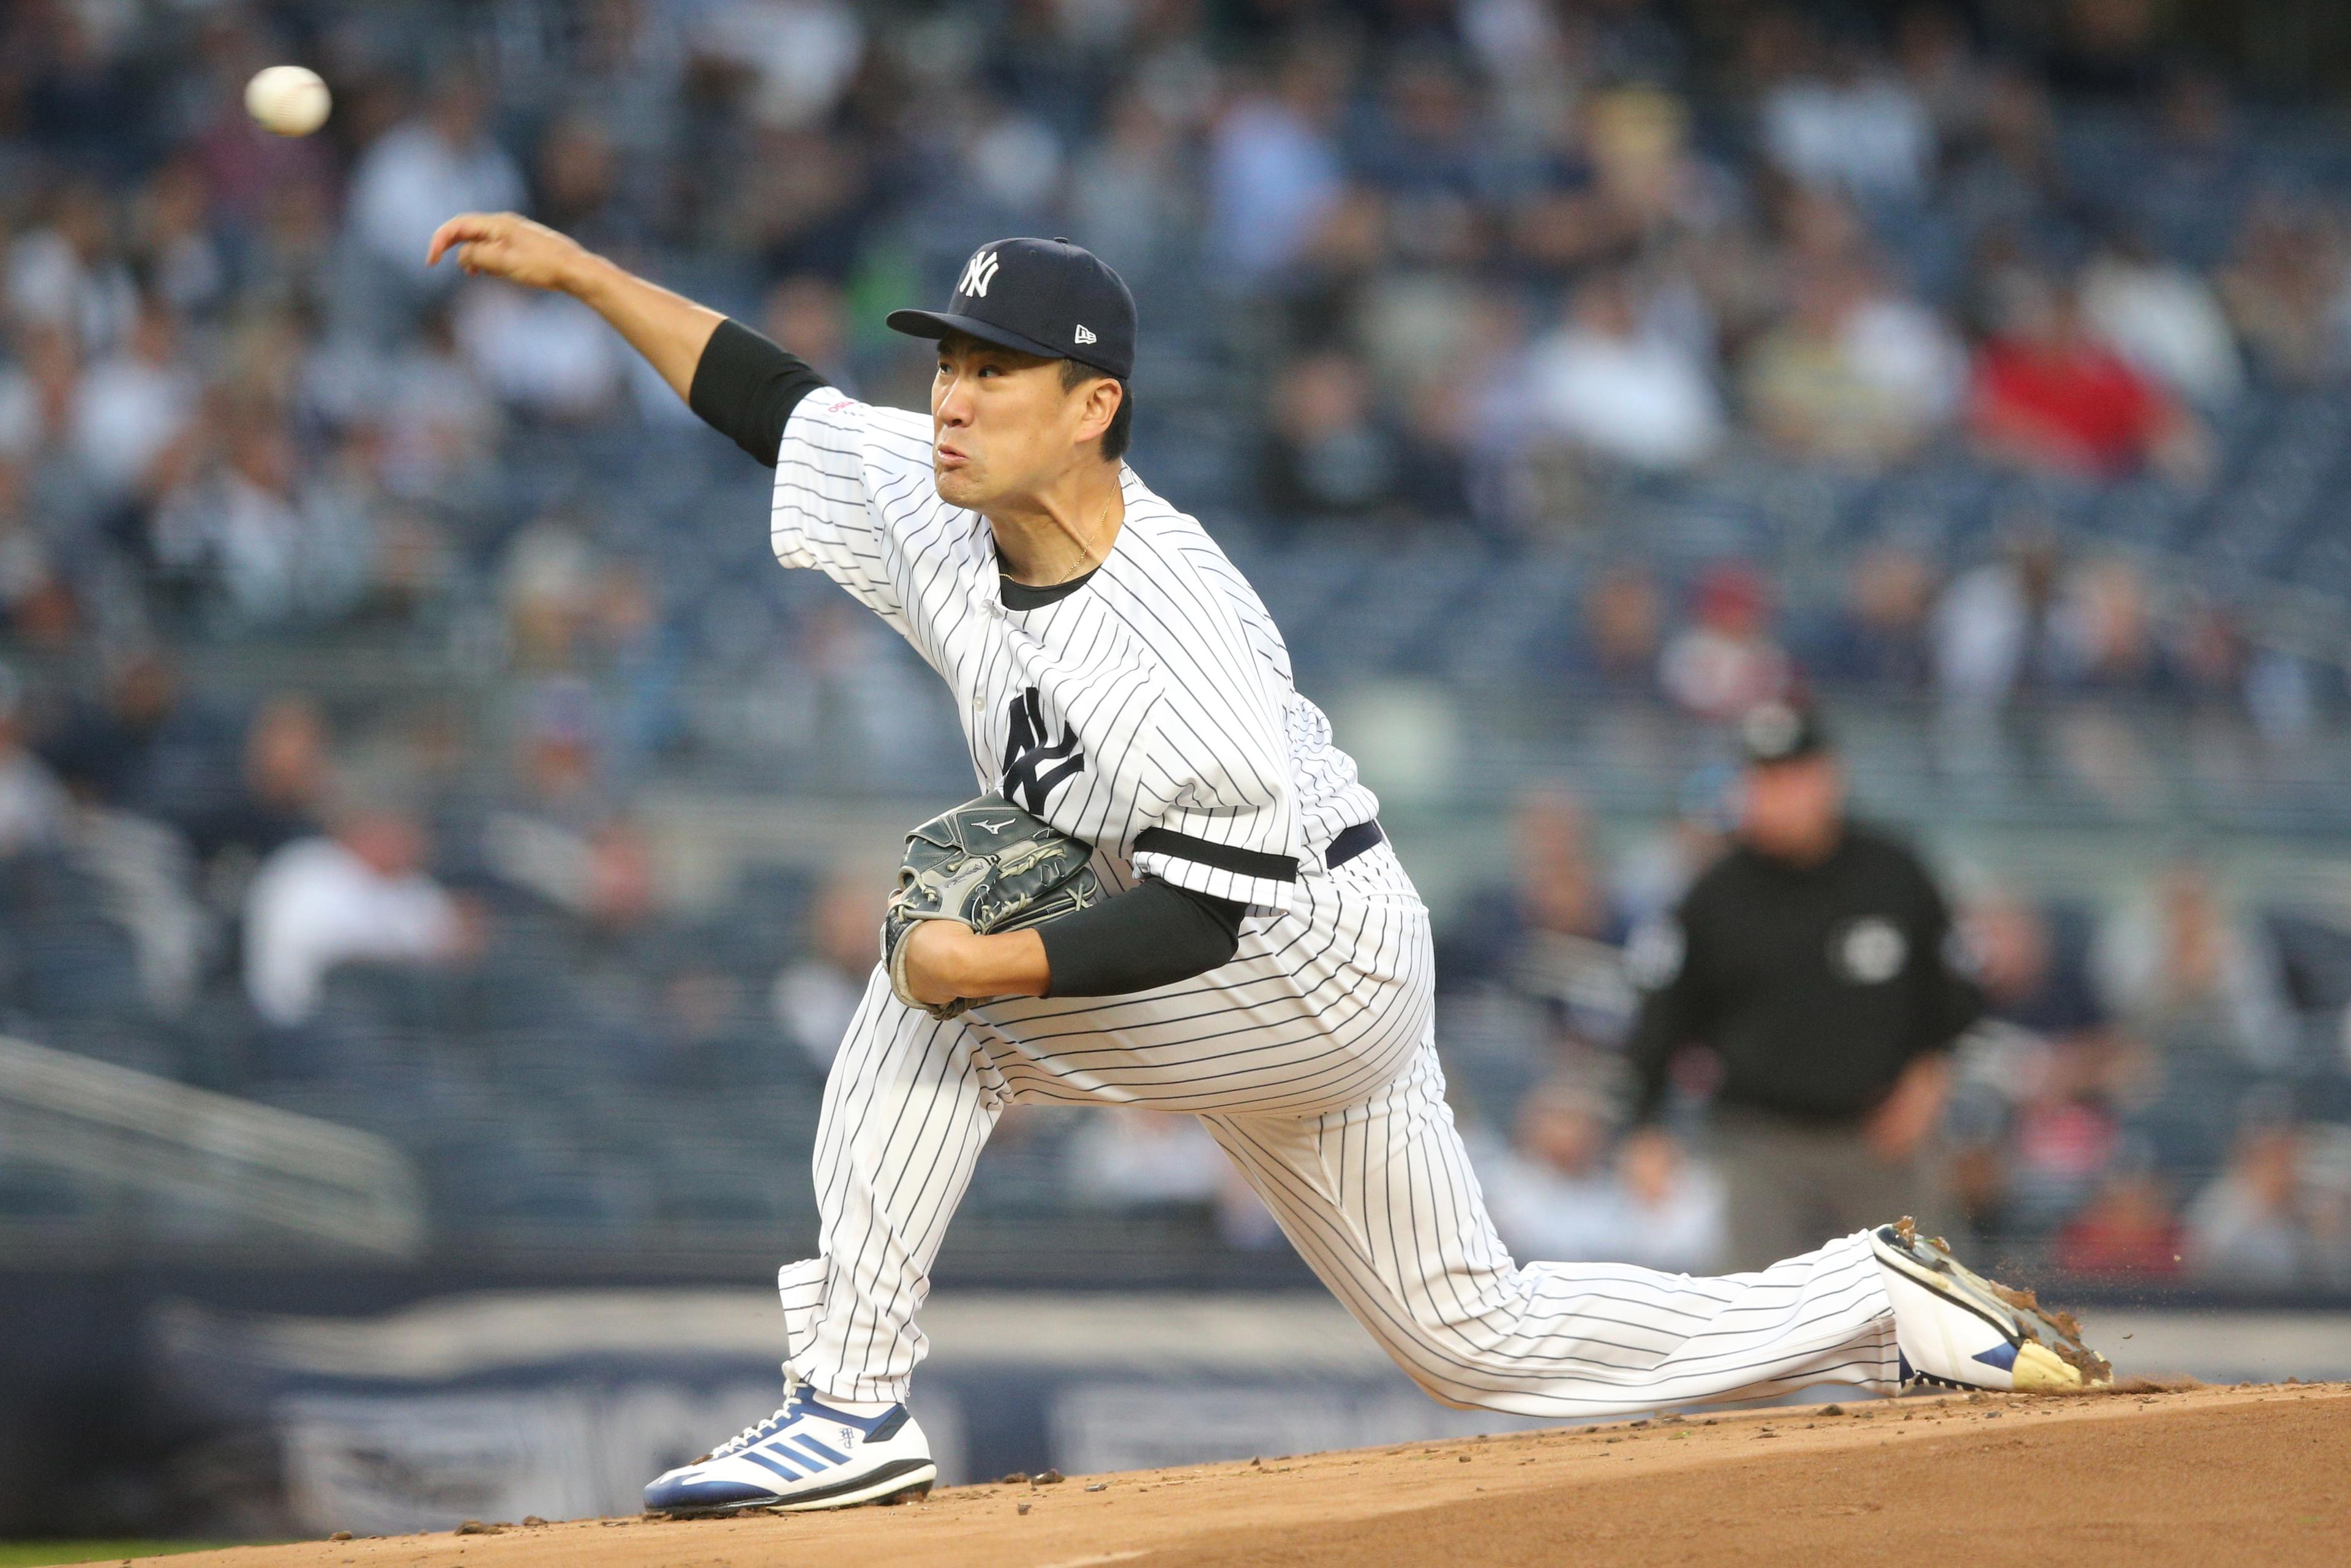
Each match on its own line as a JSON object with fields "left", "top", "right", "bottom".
{"left": 425, "top": 212, "right": 2109, "bottom": 1515}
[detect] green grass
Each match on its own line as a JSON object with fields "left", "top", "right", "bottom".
{"left": 0, "top": 1545, "right": 253, "bottom": 1566}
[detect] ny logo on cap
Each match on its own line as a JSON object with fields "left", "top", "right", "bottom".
{"left": 958, "top": 249, "right": 1000, "bottom": 299}
{"left": 1074, "top": 324, "right": 1097, "bottom": 345}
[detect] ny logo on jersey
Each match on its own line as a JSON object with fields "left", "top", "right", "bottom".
{"left": 1000, "top": 687, "right": 1084, "bottom": 816}
{"left": 958, "top": 249, "right": 1000, "bottom": 299}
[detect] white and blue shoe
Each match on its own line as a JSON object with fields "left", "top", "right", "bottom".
{"left": 643, "top": 1381, "right": 936, "bottom": 1516}
{"left": 1871, "top": 1221, "right": 2110, "bottom": 1394}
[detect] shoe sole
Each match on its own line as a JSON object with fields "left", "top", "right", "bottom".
{"left": 649, "top": 1459, "right": 938, "bottom": 1518}
{"left": 1873, "top": 1222, "right": 2111, "bottom": 1392}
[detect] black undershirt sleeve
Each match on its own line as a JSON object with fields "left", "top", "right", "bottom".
{"left": 687, "top": 318, "right": 828, "bottom": 467}
{"left": 1037, "top": 876, "right": 1247, "bottom": 997}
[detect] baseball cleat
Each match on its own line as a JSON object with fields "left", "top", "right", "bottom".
{"left": 643, "top": 1382, "right": 936, "bottom": 1516}
{"left": 1870, "top": 1220, "right": 2112, "bottom": 1394}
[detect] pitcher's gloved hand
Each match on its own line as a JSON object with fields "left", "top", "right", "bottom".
{"left": 880, "top": 794, "right": 1103, "bottom": 1019}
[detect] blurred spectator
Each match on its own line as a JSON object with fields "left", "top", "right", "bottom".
{"left": 1971, "top": 893, "right": 2115, "bottom": 1046}
{"left": 2048, "top": 555, "right": 2160, "bottom": 691}
{"left": 1356, "top": 58, "right": 1484, "bottom": 268}
{"left": 2218, "top": 198, "right": 2344, "bottom": 386}
{"left": 642, "top": 964, "right": 760, "bottom": 1090}
{"left": 1523, "top": 271, "right": 1723, "bottom": 473}
{"left": 0, "top": 667, "right": 70, "bottom": 855}
{"left": 0, "top": 456, "right": 75, "bottom": 647}
{"left": 1932, "top": 532, "right": 2061, "bottom": 716}
{"left": 243, "top": 795, "right": 467, "bottom": 1027}
{"left": 70, "top": 294, "right": 197, "bottom": 498}
{"left": 2080, "top": 236, "right": 2245, "bottom": 411}
{"left": 132, "top": 158, "right": 228, "bottom": 322}
{"left": 1741, "top": 261, "right": 1964, "bottom": 468}
{"left": 1822, "top": 545, "right": 1937, "bottom": 688}
{"left": 37, "top": 648, "right": 222, "bottom": 812}
{"left": 2055, "top": 1163, "right": 2183, "bottom": 1276}
{"left": 1480, "top": 1075, "right": 1725, "bottom": 1272}
{"left": 1439, "top": 788, "right": 1629, "bottom": 1007}
{"left": 366, "top": 301, "right": 504, "bottom": 500}
{"left": 345, "top": 71, "right": 525, "bottom": 282}
{"left": 7, "top": 182, "right": 138, "bottom": 351}
{"left": 1507, "top": 86, "right": 1709, "bottom": 278}
{"left": 1893, "top": 4, "right": 1991, "bottom": 146}
{"left": 689, "top": 0, "right": 865, "bottom": 130}
{"left": 182, "top": 694, "right": 332, "bottom": 872}
{"left": 150, "top": 411, "right": 375, "bottom": 625}
{"left": 532, "top": 114, "right": 628, "bottom": 250}
{"left": 1612, "top": 763, "right": 1738, "bottom": 926}
{"left": 1969, "top": 270, "right": 2209, "bottom": 484}
{"left": 1584, "top": 86, "right": 1714, "bottom": 251}
{"left": 1259, "top": 350, "right": 1403, "bottom": 521}
{"left": 1760, "top": 29, "right": 1935, "bottom": 203}
{"left": 495, "top": 680, "right": 610, "bottom": 832}
{"left": 2002, "top": 1079, "right": 2124, "bottom": 1240}
{"left": 1207, "top": 51, "right": 1347, "bottom": 282}
{"left": 2094, "top": 860, "right": 2295, "bottom": 1068}
{"left": 762, "top": 276, "right": 852, "bottom": 389}
{"left": 1578, "top": 563, "right": 1663, "bottom": 691}
{"left": 0, "top": 354, "right": 39, "bottom": 465}
{"left": 1943, "top": 66, "right": 2071, "bottom": 250}
{"left": 1068, "top": 1107, "right": 1226, "bottom": 1208}
{"left": 2184, "top": 1120, "right": 2351, "bottom": 1289}
{"left": 482, "top": 805, "right": 655, "bottom": 935}
{"left": 721, "top": 126, "right": 871, "bottom": 282}
{"left": 1068, "top": 99, "right": 1196, "bottom": 285}
{"left": 1067, "top": 1107, "right": 1279, "bottom": 1247}
{"left": 771, "top": 864, "right": 886, "bottom": 1071}
{"left": 502, "top": 517, "right": 605, "bottom": 670}
{"left": 1658, "top": 564, "right": 1790, "bottom": 721}
{"left": 456, "top": 280, "right": 629, "bottom": 421}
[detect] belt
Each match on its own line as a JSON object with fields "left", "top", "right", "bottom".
{"left": 1325, "top": 819, "right": 1385, "bottom": 870}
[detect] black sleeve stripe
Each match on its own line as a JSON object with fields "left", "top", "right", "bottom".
{"left": 690, "top": 318, "right": 827, "bottom": 467}
{"left": 1134, "top": 825, "right": 1297, "bottom": 883}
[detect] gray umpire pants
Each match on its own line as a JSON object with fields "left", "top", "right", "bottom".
{"left": 1708, "top": 1106, "right": 1952, "bottom": 1275}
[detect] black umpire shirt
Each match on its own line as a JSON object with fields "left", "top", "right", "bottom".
{"left": 1625, "top": 822, "right": 1981, "bottom": 1127}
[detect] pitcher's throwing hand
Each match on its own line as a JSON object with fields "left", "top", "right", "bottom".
{"left": 424, "top": 211, "right": 590, "bottom": 289}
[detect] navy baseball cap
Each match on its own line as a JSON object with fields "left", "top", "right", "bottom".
{"left": 886, "top": 237, "right": 1136, "bottom": 380}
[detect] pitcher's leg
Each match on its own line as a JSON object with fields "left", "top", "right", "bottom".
{"left": 1202, "top": 1047, "right": 1902, "bottom": 1419}
{"left": 783, "top": 967, "right": 1005, "bottom": 1406}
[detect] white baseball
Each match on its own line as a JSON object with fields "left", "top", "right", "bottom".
{"left": 245, "top": 65, "right": 331, "bottom": 138}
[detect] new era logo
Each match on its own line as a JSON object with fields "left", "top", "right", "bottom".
{"left": 958, "top": 249, "right": 1000, "bottom": 298}
{"left": 1074, "top": 324, "right": 1097, "bottom": 345}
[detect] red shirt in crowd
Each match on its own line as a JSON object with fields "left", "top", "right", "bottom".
{"left": 1971, "top": 337, "right": 2169, "bottom": 475}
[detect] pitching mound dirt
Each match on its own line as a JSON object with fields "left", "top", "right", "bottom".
{"left": 133, "top": 1382, "right": 2349, "bottom": 1568}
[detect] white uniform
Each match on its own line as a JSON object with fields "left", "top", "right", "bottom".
{"left": 765, "top": 391, "right": 1903, "bottom": 1414}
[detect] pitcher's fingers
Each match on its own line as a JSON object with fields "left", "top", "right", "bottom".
{"left": 426, "top": 213, "right": 498, "bottom": 266}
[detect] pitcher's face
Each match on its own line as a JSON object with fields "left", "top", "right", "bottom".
{"left": 930, "top": 334, "right": 1113, "bottom": 512}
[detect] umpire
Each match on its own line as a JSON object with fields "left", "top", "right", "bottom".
{"left": 1622, "top": 701, "right": 1980, "bottom": 1271}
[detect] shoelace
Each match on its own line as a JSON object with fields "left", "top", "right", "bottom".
{"left": 708, "top": 1375, "right": 811, "bottom": 1460}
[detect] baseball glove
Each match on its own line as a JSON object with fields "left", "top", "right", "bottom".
{"left": 881, "top": 793, "right": 1104, "bottom": 1019}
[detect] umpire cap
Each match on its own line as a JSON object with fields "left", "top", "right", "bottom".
{"left": 1736, "top": 700, "right": 1832, "bottom": 766}
{"left": 887, "top": 238, "right": 1136, "bottom": 380}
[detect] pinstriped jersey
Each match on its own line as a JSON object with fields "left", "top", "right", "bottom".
{"left": 769, "top": 389, "right": 1379, "bottom": 917}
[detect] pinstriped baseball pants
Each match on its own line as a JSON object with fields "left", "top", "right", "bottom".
{"left": 779, "top": 843, "right": 1903, "bottom": 1416}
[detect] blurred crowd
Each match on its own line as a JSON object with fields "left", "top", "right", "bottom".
{"left": 1, "top": 1, "right": 2350, "bottom": 1285}
{"left": 1431, "top": 783, "right": 2351, "bottom": 1291}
